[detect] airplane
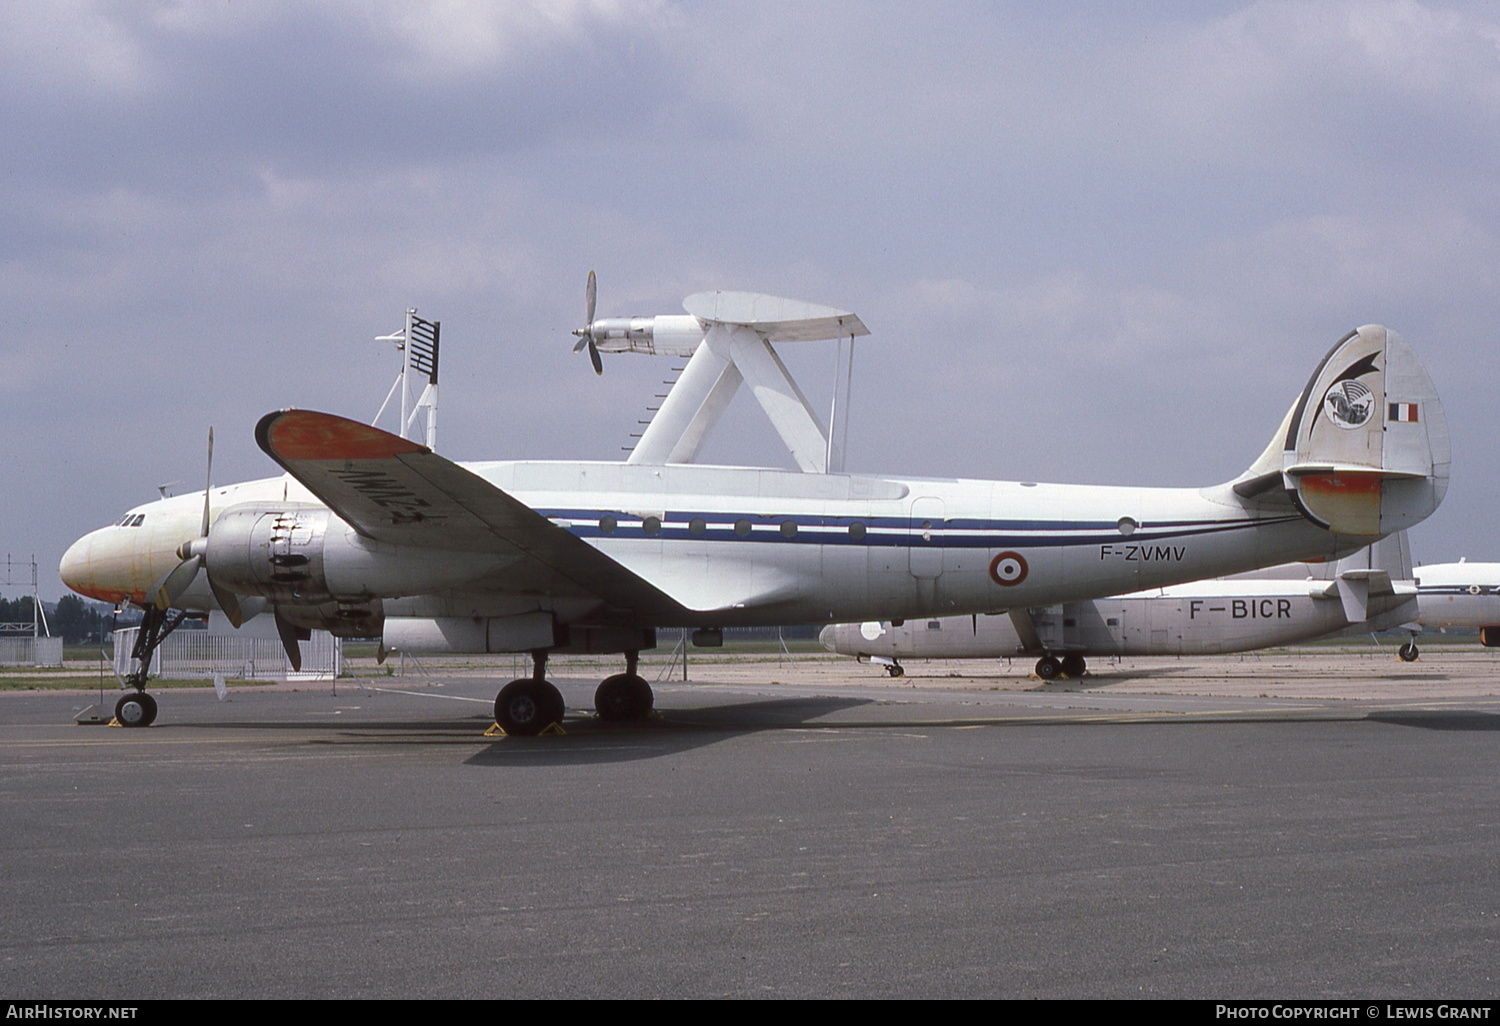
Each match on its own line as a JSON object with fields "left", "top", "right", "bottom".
{"left": 59, "top": 288, "right": 1450, "bottom": 734}
{"left": 1400, "top": 560, "right": 1500, "bottom": 657}
{"left": 819, "top": 533, "right": 1424, "bottom": 677}
{"left": 821, "top": 543, "right": 1500, "bottom": 675}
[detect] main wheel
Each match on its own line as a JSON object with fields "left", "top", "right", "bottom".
{"left": 1398, "top": 642, "right": 1420, "bottom": 662}
{"left": 595, "top": 673, "right": 654, "bottom": 721}
{"left": 1059, "top": 653, "right": 1087, "bottom": 678}
{"left": 886, "top": 662, "right": 905, "bottom": 678}
{"left": 1035, "top": 656, "right": 1061, "bottom": 680}
{"left": 494, "top": 679, "right": 565, "bottom": 736}
{"left": 115, "top": 691, "right": 157, "bottom": 728}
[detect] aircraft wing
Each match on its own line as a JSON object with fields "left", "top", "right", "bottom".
{"left": 255, "top": 410, "right": 689, "bottom": 619}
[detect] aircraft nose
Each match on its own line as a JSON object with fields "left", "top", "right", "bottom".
{"left": 60, "top": 527, "right": 137, "bottom": 604}
{"left": 60, "top": 532, "right": 100, "bottom": 599}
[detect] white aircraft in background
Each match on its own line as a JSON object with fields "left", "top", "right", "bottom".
{"left": 821, "top": 533, "right": 1421, "bottom": 677}
{"left": 821, "top": 540, "right": 1500, "bottom": 676}
{"left": 1403, "top": 561, "right": 1500, "bottom": 655}
{"left": 60, "top": 284, "right": 1449, "bottom": 733}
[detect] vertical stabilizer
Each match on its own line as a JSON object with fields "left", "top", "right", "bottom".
{"left": 1241, "top": 325, "right": 1449, "bottom": 536}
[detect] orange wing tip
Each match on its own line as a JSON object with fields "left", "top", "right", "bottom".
{"left": 256, "top": 410, "right": 428, "bottom": 462}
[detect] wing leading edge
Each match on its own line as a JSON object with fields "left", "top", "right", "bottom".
{"left": 255, "top": 409, "right": 688, "bottom": 620}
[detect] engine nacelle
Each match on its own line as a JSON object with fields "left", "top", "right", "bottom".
{"left": 588, "top": 314, "right": 705, "bottom": 357}
{"left": 383, "top": 615, "right": 655, "bottom": 655}
{"left": 206, "top": 503, "right": 500, "bottom": 604}
{"left": 279, "top": 598, "right": 385, "bottom": 640}
{"left": 1480, "top": 626, "right": 1500, "bottom": 648}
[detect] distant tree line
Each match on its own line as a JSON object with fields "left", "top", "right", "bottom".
{"left": 0, "top": 593, "right": 137, "bottom": 644}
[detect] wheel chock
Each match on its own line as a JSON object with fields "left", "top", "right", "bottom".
{"left": 483, "top": 720, "right": 568, "bottom": 738}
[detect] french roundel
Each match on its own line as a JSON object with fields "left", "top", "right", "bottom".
{"left": 989, "top": 551, "right": 1028, "bottom": 587}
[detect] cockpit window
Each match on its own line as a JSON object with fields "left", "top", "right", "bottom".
{"left": 117, "top": 514, "right": 145, "bottom": 527}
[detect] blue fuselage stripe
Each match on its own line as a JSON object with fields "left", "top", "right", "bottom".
{"left": 539, "top": 508, "right": 1306, "bottom": 550}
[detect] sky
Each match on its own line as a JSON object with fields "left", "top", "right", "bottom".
{"left": 3, "top": 0, "right": 1496, "bottom": 600}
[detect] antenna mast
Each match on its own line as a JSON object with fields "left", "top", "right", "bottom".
{"left": 373, "top": 309, "right": 441, "bottom": 449}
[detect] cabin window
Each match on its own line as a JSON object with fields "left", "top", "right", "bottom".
{"left": 734, "top": 519, "right": 752, "bottom": 537}
{"left": 688, "top": 517, "right": 706, "bottom": 536}
{"left": 848, "top": 521, "right": 867, "bottom": 540}
{"left": 927, "top": 621, "right": 941, "bottom": 630}
{"left": 642, "top": 516, "right": 662, "bottom": 535}
{"left": 780, "top": 521, "right": 797, "bottom": 539}
{"left": 598, "top": 515, "right": 617, "bottom": 535}
{"left": 1106, "top": 618, "right": 1120, "bottom": 627}
{"left": 1063, "top": 618, "right": 1076, "bottom": 627}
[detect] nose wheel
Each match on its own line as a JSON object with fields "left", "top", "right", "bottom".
{"left": 114, "top": 691, "right": 158, "bottom": 728}
{"left": 1398, "top": 641, "right": 1420, "bottom": 662}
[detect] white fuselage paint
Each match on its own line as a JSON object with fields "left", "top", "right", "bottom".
{"left": 822, "top": 562, "right": 1500, "bottom": 662}
{"left": 822, "top": 578, "right": 1418, "bottom": 660}
{"left": 63, "top": 459, "right": 1362, "bottom": 632}
{"left": 1413, "top": 563, "right": 1500, "bottom": 632}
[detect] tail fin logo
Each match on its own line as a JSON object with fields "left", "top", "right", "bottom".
{"left": 1324, "top": 379, "right": 1373, "bottom": 429}
{"left": 1321, "top": 353, "right": 1380, "bottom": 430}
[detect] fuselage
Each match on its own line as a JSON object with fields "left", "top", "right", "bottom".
{"left": 62, "top": 459, "right": 1364, "bottom": 634}
{"left": 821, "top": 576, "right": 1418, "bottom": 660}
{"left": 820, "top": 561, "right": 1500, "bottom": 662}
{"left": 1413, "top": 562, "right": 1500, "bottom": 633}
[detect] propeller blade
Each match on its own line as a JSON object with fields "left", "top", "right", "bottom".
{"left": 589, "top": 339, "right": 603, "bottom": 375}
{"left": 151, "top": 556, "right": 202, "bottom": 612}
{"left": 573, "top": 336, "right": 590, "bottom": 353}
{"left": 207, "top": 571, "right": 245, "bottom": 629}
{"left": 585, "top": 269, "right": 597, "bottom": 327}
{"left": 200, "top": 427, "right": 214, "bottom": 539}
{"left": 273, "top": 610, "right": 304, "bottom": 672}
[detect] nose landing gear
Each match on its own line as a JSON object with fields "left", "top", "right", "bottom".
{"left": 114, "top": 691, "right": 158, "bottom": 727}
{"left": 113, "top": 602, "right": 192, "bottom": 727}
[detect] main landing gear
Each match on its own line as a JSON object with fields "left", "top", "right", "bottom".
{"left": 595, "top": 652, "right": 654, "bottom": 721}
{"left": 492, "top": 650, "right": 656, "bottom": 736}
{"left": 1398, "top": 641, "right": 1420, "bottom": 662}
{"left": 494, "top": 651, "right": 567, "bottom": 736}
{"left": 1034, "top": 653, "right": 1087, "bottom": 680}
